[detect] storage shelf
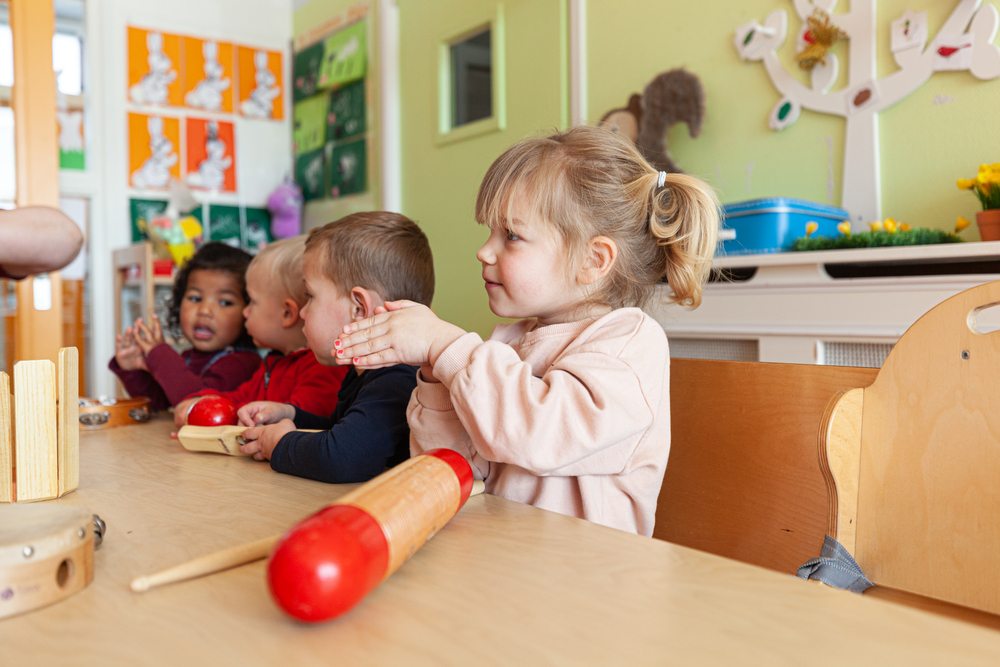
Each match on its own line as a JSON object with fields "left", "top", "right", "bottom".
{"left": 714, "top": 241, "right": 1000, "bottom": 269}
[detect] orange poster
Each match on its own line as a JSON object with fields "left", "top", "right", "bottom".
{"left": 185, "top": 117, "right": 236, "bottom": 192}
{"left": 237, "top": 46, "right": 283, "bottom": 120}
{"left": 183, "top": 37, "right": 234, "bottom": 113}
{"left": 128, "top": 27, "right": 183, "bottom": 107}
{"left": 129, "top": 112, "right": 181, "bottom": 190}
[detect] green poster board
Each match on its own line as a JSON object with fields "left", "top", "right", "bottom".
{"left": 293, "top": 94, "right": 328, "bottom": 155}
{"left": 130, "top": 198, "right": 167, "bottom": 243}
{"left": 327, "top": 137, "right": 366, "bottom": 198}
{"left": 296, "top": 147, "right": 326, "bottom": 202}
{"left": 327, "top": 79, "right": 366, "bottom": 142}
{"left": 129, "top": 199, "right": 204, "bottom": 243}
{"left": 293, "top": 40, "right": 325, "bottom": 103}
{"left": 207, "top": 205, "right": 243, "bottom": 246}
{"left": 245, "top": 207, "right": 273, "bottom": 250}
{"left": 318, "top": 21, "right": 367, "bottom": 89}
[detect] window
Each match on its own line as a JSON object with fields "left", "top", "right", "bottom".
{"left": 450, "top": 29, "right": 491, "bottom": 128}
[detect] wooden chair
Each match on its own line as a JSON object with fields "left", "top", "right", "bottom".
{"left": 821, "top": 280, "right": 1000, "bottom": 616}
{"left": 657, "top": 358, "right": 876, "bottom": 574}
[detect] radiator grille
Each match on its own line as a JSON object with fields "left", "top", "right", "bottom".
{"left": 821, "top": 342, "right": 893, "bottom": 368}
{"left": 668, "top": 338, "right": 760, "bottom": 362}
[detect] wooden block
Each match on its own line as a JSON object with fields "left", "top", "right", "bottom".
{"left": 13, "top": 360, "right": 57, "bottom": 502}
{"left": 57, "top": 347, "right": 79, "bottom": 496}
{"left": 0, "top": 372, "right": 11, "bottom": 503}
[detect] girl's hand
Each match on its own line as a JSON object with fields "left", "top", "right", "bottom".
{"left": 335, "top": 301, "right": 467, "bottom": 370}
{"left": 239, "top": 419, "right": 296, "bottom": 461}
{"left": 237, "top": 401, "right": 295, "bottom": 428}
{"left": 134, "top": 315, "right": 165, "bottom": 355}
{"left": 114, "top": 327, "right": 148, "bottom": 371}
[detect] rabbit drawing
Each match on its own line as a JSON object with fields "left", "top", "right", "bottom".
{"left": 187, "top": 121, "right": 232, "bottom": 191}
{"left": 185, "top": 41, "right": 230, "bottom": 111}
{"left": 241, "top": 50, "right": 280, "bottom": 118}
{"left": 129, "top": 32, "right": 177, "bottom": 106}
{"left": 132, "top": 116, "right": 177, "bottom": 189}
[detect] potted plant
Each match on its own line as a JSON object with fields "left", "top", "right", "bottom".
{"left": 957, "top": 164, "right": 1000, "bottom": 241}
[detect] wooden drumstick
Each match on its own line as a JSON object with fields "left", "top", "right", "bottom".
{"left": 130, "top": 479, "right": 486, "bottom": 593}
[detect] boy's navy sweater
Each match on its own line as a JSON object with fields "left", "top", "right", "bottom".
{"left": 269, "top": 364, "right": 418, "bottom": 483}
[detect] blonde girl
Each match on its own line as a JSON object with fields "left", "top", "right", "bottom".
{"left": 334, "top": 125, "right": 719, "bottom": 536}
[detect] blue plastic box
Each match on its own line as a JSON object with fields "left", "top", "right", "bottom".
{"left": 718, "top": 198, "right": 850, "bottom": 256}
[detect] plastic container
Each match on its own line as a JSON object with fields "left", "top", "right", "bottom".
{"left": 719, "top": 198, "right": 850, "bottom": 256}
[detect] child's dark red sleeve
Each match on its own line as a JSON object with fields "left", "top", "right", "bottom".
{"left": 145, "top": 345, "right": 261, "bottom": 407}
{"left": 285, "top": 355, "right": 349, "bottom": 416}
{"left": 108, "top": 357, "right": 171, "bottom": 411}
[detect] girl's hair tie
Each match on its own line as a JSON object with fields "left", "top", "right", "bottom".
{"left": 657, "top": 171, "right": 667, "bottom": 188}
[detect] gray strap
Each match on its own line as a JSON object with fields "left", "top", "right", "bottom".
{"left": 796, "top": 535, "right": 873, "bottom": 594}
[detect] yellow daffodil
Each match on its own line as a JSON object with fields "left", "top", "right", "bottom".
{"left": 869, "top": 221, "right": 883, "bottom": 232}
{"left": 900, "top": 223, "right": 912, "bottom": 231}
{"left": 980, "top": 164, "right": 993, "bottom": 176}
{"left": 956, "top": 216, "right": 971, "bottom": 232}
{"left": 991, "top": 163, "right": 1000, "bottom": 172}
{"left": 805, "top": 221, "right": 818, "bottom": 237}
{"left": 837, "top": 221, "right": 851, "bottom": 236}
{"left": 958, "top": 178, "right": 977, "bottom": 190}
{"left": 884, "top": 219, "right": 897, "bottom": 233}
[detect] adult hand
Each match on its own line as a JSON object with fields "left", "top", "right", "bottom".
{"left": 334, "top": 301, "right": 466, "bottom": 370}
{"left": 134, "top": 315, "right": 165, "bottom": 355}
{"left": 239, "top": 419, "right": 296, "bottom": 461}
{"left": 237, "top": 401, "right": 295, "bottom": 428}
{"left": 114, "top": 326, "right": 148, "bottom": 371}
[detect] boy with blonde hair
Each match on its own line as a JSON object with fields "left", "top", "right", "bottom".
{"left": 238, "top": 212, "right": 434, "bottom": 484}
{"left": 175, "top": 236, "right": 347, "bottom": 425}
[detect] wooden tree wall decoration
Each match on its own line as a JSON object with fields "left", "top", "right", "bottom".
{"left": 735, "top": 0, "right": 1000, "bottom": 228}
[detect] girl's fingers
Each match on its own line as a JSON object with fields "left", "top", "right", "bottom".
{"left": 336, "top": 322, "right": 391, "bottom": 351}
{"left": 352, "top": 349, "right": 399, "bottom": 368}
{"left": 341, "top": 311, "right": 391, "bottom": 335}
{"left": 336, "top": 334, "right": 394, "bottom": 362}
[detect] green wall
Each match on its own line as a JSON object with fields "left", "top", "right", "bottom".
{"left": 588, "top": 0, "right": 1000, "bottom": 238}
{"left": 397, "top": 0, "right": 567, "bottom": 337}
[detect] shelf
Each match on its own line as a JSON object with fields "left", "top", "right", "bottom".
{"left": 714, "top": 241, "right": 1000, "bottom": 269}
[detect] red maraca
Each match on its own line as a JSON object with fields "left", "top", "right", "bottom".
{"left": 187, "top": 396, "right": 239, "bottom": 427}
{"left": 267, "top": 449, "right": 475, "bottom": 623}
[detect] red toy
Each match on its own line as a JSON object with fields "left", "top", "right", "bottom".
{"left": 186, "top": 396, "right": 238, "bottom": 427}
{"left": 267, "top": 449, "right": 474, "bottom": 623}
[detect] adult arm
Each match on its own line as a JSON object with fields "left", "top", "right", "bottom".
{"left": 0, "top": 207, "right": 83, "bottom": 277}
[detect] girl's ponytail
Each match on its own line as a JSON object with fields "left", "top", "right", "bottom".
{"left": 648, "top": 172, "right": 719, "bottom": 309}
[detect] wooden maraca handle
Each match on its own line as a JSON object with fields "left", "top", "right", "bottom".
{"left": 177, "top": 425, "right": 322, "bottom": 456}
{"left": 130, "top": 479, "right": 486, "bottom": 593}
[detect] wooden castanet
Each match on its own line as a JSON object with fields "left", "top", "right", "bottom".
{"left": 177, "top": 425, "right": 323, "bottom": 456}
{"left": 78, "top": 396, "right": 151, "bottom": 429}
{"left": 268, "top": 448, "right": 476, "bottom": 623}
{"left": 0, "top": 504, "right": 96, "bottom": 619}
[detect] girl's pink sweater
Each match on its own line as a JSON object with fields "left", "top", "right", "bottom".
{"left": 408, "top": 308, "right": 670, "bottom": 536}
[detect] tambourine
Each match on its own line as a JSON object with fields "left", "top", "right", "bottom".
{"left": 0, "top": 504, "right": 105, "bottom": 619}
{"left": 78, "top": 397, "right": 152, "bottom": 429}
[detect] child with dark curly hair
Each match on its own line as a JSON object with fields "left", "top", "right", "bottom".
{"left": 110, "top": 242, "right": 261, "bottom": 411}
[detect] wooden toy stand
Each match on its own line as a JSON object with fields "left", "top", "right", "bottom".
{"left": 0, "top": 347, "right": 79, "bottom": 503}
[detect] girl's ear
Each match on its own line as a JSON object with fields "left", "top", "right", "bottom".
{"left": 281, "top": 298, "right": 301, "bottom": 328}
{"left": 350, "top": 287, "right": 375, "bottom": 321}
{"left": 578, "top": 236, "right": 617, "bottom": 286}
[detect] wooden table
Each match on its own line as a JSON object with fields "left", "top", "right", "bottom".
{"left": 2, "top": 418, "right": 1000, "bottom": 665}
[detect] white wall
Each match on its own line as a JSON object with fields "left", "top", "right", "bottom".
{"left": 84, "top": 0, "right": 292, "bottom": 396}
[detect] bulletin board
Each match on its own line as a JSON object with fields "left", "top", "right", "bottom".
{"left": 292, "top": 19, "right": 369, "bottom": 202}
{"left": 127, "top": 24, "right": 285, "bottom": 253}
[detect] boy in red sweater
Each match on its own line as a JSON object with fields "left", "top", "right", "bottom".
{"left": 174, "top": 237, "right": 347, "bottom": 427}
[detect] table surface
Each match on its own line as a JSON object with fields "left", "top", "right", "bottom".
{"left": 3, "top": 418, "right": 1000, "bottom": 666}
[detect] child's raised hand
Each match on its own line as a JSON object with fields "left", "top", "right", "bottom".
{"left": 114, "top": 327, "right": 148, "bottom": 371}
{"left": 335, "top": 301, "right": 467, "bottom": 370}
{"left": 239, "top": 419, "right": 296, "bottom": 460}
{"left": 237, "top": 401, "right": 295, "bottom": 428}
{"left": 134, "top": 315, "right": 165, "bottom": 355}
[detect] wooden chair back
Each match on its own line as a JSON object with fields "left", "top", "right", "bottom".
{"left": 822, "top": 280, "right": 1000, "bottom": 615}
{"left": 657, "top": 358, "right": 877, "bottom": 574}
